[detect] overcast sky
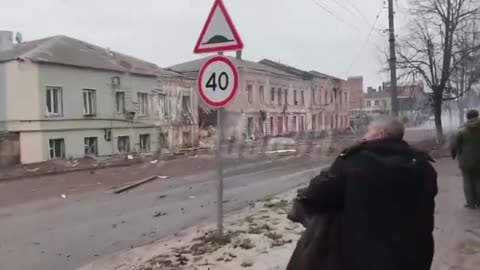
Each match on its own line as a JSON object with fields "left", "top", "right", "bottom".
{"left": 1, "top": 0, "right": 411, "bottom": 89}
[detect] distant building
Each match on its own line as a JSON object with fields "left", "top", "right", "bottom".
{"left": 364, "top": 82, "right": 426, "bottom": 118}
{"left": 0, "top": 32, "right": 198, "bottom": 165}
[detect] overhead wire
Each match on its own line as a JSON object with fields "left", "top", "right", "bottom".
{"left": 330, "top": 0, "right": 370, "bottom": 25}
{"left": 309, "top": 0, "right": 362, "bottom": 31}
{"left": 344, "top": 3, "right": 386, "bottom": 76}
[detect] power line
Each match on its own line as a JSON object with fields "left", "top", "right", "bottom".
{"left": 344, "top": 5, "right": 386, "bottom": 76}
{"left": 345, "top": 0, "right": 374, "bottom": 24}
{"left": 309, "top": 0, "right": 361, "bottom": 31}
{"left": 330, "top": 0, "right": 369, "bottom": 25}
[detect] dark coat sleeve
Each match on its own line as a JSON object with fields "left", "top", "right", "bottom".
{"left": 302, "top": 157, "right": 346, "bottom": 212}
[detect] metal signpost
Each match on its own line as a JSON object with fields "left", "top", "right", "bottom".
{"left": 194, "top": 0, "right": 244, "bottom": 237}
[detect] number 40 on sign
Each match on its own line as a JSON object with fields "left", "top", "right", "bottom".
{"left": 198, "top": 56, "right": 239, "bottom": 108}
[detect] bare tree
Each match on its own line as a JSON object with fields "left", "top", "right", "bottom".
{"left": 397, "top": 0, "right": 479, "bottom": 142}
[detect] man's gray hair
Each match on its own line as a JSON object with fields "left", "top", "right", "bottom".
{"left": 370, "top": 117, "right": 405, "bottom": 139}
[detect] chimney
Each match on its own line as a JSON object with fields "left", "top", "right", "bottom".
{"left": 236, "top": 50, "right": 242, "bottom": 60}
{"left": 0, "top": 31, "right": 13, "bottom": 51}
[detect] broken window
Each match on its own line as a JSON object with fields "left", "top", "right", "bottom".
{"left": 183, "top": 131, "right": 192, "bottom": 146}
{"left": 138, "top": 93, "right": 149, "bottom": 116}
{"left": 139, "top": 134, "right": 150, "bottom": 152}
{"left": 83, "top": 89, "right": 96, "bottom": 115}
{"left": 49, "top": 139, "right": 65, "bottom": 159}
{"left": 117, "top": 136, "right": 130, "bottom": 153}
{"left": 259, "top": 86, "right": 264, "bottom": 104}
{"left": 277, "top": 88, "right": 282, "bottom": 105}
{"left": 181, "top": 95, "right": 192, "bottom": 123}
{"left": 115, "top": 91, "right": 125, "bottom": 114}
{"left": 46, "top": 86, "right": 63, "bottom": 116}
{"left": 247, "top": 117, "right": 254, "bottom": 139}
{"left": 247, "top": 85, "right": 253, "bottom": 104}
{"left": 84, "top": 137, "right": 98, "bottom": 156}
{"left": 159, "top": 133, "right": 168, "bottom": 149}
{"left": 157, "top": 93, "right": 169, "bottom": 117}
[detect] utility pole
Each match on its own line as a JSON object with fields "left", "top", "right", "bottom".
{"left": 388, "top": 0, "right": 399, "bottom": 116}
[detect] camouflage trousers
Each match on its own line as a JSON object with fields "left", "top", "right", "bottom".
{"left": 461, "top": 169, "right": 480, "bottom": 208}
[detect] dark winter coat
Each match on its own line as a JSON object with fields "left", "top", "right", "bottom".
{"left": 451, "top": 118, "right": 480, "bottom": 171}
{"left": 303, "top": 138, "right": 438, "bottom": 270}
{"left": 286, "top": 170, "right": 341, "bottom": 270}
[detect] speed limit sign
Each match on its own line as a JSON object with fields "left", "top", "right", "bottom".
{"left": 198, "top": 56, "right": 239, "bottom": 108}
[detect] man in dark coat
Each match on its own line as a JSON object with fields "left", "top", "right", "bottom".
{"left": 302, "top": 118, "right": 438, "bottom": 270}
{"left": 450, "top": 109, "right": 480, "bottom": 208}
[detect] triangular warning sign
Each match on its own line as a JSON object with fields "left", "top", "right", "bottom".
{"left": 194, "top": 0, "right": 244, "bottom": 54}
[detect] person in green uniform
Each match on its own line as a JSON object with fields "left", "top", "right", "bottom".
{"left": 451, "top": 109, "right": 480, "bottom": 209}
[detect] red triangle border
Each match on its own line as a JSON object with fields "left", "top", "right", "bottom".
{"left": 193, "top": 0, "right": 244, "bottom": 54}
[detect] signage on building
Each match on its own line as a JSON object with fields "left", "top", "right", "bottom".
{"left": 193, "top": 0, "right": 244, "bottom": 54}
{"left": 198, "top": 56, "right": 239, "bottom": 108}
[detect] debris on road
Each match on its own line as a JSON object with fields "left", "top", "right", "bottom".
{"left": 127, "top": 155, "right": 134, "bottom": 160}
{"left": 153, "top": 211, "right": 167, "bottom": 218}
{"left": 61, "top": 194, "right": 67, "bottom": 199}
{"left": 112, "top": 176, "right": 160, "bottom": 194}
{"left": 157, "top": 195, "right": 167, "bottom": 200}
{"left": 158, "top": 176, "right": 169, "bottom": 179}
{"left": 150, "top": 160, "right": 159, "bottom": 164}
{"left": 25, "top": 167, "right": 39, "bottom": 172}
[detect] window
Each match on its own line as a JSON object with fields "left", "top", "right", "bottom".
{"left": 312, "top": 89, "right": 316, "bottom": 105}
{"left": 382, "top": 100, "right": 387, "bottom": 108}
{"left": 157, "top": 93, "right": 169, "bottom": 116}
{"left": 325, "top": 91, "right": 328, "bottom": 105}
{"left": 285, "top": 116, "right": 289, "bottom": 132}
{"left": 259, "top": 86, "right": 265, "bottom": 104}
{"left": 118, "top": 136, "right": 130, "bottom": 153}
{"left": 46, "top": 87, "right": 63, "bottom": 115}
{"left": 247, "top": 85, "right": 253, "bottom": 104}
{"left": 84, "top": 137, "right": 98, "bottom": 156}
{"left": 344, "top": 92, "right": 348, "bottom": 104}
{"left": 339, "top": 91, "right": 343, "bottom": 104}
{"left": 115, "top": 91, "right": 125, "bottom": 114}
{"left": 284, "top": 89, "right": 288, "bottom": 105}
{"left": 294, "top": 90, "right": 298, "bottom": 105}
{"left": 367, "top": 101, "right": 371, "bottom": 107}
{"left": 277, "top": 88, "right": 282, "bottom": 105}
{"left": 160, "top": 133, "right": 168, "bottom": 148}
{"left": 49, "top": 139, "right": 65, "bottom": 159}
{"left": 139, "top": 134, "right": 150, "bottom": 152}
{"left": 270, "top": 87, "right": 275, "bottom": 103}
{"left": 83, "top": 89, "right": 96, "bottom": 115}
{"left": 293, "top": 116, "right": 298, "bottom": 131}
{"left": 300, "top": 116, "right": 305, "bottom": 131}
{"left": 183, "top": 132, "right": 192, "bottom": 146}
{"left": 181, "top": 95, "right": 192, "bottom": 122}
{"left": 330, "top": 92, "right": 334, "bottom": 104}
{"left": 375, "top": 100, "right": 379, "bottom": 106}
{"left": 301, "top": 91, "right": 305, "bottom": 105}
{"left": 138, "top": 93, "right": 149, "bottom": 116}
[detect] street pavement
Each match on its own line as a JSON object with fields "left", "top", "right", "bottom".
{"left": 0, "top": 155, "right": 328, "bottom": 270}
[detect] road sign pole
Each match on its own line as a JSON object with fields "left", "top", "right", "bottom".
{"left": 216, "top": 107, "right": 224, "bottom": 237}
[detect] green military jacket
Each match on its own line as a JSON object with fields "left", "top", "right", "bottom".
{"left": 451, "top": 118, "right": 480, "bottom": 171}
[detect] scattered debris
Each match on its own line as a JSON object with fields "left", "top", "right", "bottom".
{"left": 157, "top": 195, "right": 167, "bottom": 200}
{"left": 61, "top": 194, "right": 67, "bottom": 199}
{"left": 158, "top": 176, "right": 169, "bottom": 180}
{"left": 189, "top": 196, "right": 196, "bottom": 199}
{"left": 112, "top": 176, "right": 159, "bottom": 194}
{"left": 153, "top": 211, "right": 167, "bottom": 218}
{"left": 150, "top": 160, "right": 159, "bottom": 164}
{"left": 127, "top": 155, "right": 134, "bottom": 160}
{"left": 26, "top": 168, "right": 39, "bottom": 172}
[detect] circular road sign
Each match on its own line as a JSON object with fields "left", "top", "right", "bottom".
{"left": 198, "top": 56, "right": 239, "bottom": 108}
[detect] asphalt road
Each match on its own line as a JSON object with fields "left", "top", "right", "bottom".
{"left": 0, "top": 155, "right": 328, "bottom": 270}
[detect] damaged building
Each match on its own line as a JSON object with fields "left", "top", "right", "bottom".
{"left": 0, "top": 32, "right": 197, "bottom": 165}
{"left": 171, "top": 53, "right": 358, "bottom": 140}
{"left": 170, "top": 52, "right": 313, "bottom": 140}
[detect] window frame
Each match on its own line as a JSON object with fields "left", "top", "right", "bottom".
{"left": 117, "top": 136, "right": 130, "bottom": 153}
{"left": 247, "top": 84, "right": 253, "bottom": 104}
{"left": 46, "top": 86, "right": 63, "bottom": 116}
{"left": 137, "top": 92, "right": 149, "bottom": 116}
{"left": 139, "top": 134, "right": 151, "bottom": 152}
{"left": 259, "top": 85, "right": 265, "bottom": 104}
{"left": 83, "top": 89, "right": 97, "bottom": 116}
{"left": 115, "top": 91, "right": 125, "bottom": 114}
{"left": 84, "top": 137, "right": 98, "bottom": 156}
{"left": 48, "top": 138, "right": 65, "bottom": 159}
